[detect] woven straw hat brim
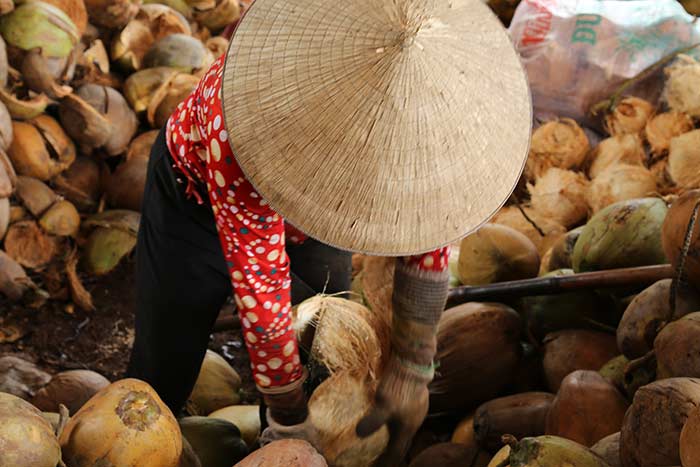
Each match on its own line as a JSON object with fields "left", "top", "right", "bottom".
{"left": 223, "top": 0, "right": 532, "bottom": 256}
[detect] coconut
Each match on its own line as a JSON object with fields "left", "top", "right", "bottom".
{"left": 525, "top": 119, "right": 590, "bottom": 180}
{"left": 645, "top": 111, "right": 693, "bottom": 156}
{"left": 52, "top": 156, "right": 102, "bottom": 211}
{"left": 111, "top": 4, "right": 191, "bottom": 71}
{"left": 545, "top": 371, "right": 628, "bottom": 447}
{"left": 83, "top": 224, "right": 137, "bottom": 275}
{"left": 681, "top": 405, "right": 700, "bottom": 467}
{"left": 668, "top": 130, "right": 700, "bottom": 190}
{"left": 142, "top": 33, "right": 213, "bottom": 73}
{"left": 604, "top": 97, "right": 654, "bottom": 136}
{"left": 505, "top": 435, "right": 610, "bottom": 467}
{"left": 451, "top": 413, "right": 477, "bottom": 447}
{"left": 124, "top": 66, "right": 179, "bottom": 113}
{"left": 208, "top": 405, "right": 260, "bottom": 448}
{"left": 14, "top": 176, "right": 57, "bottom": 217}
{"left": 39, "top": 199, "right": 80, "bottom": 237}
{"left": 591, "top": 433, "right": 621, "bottom": 467}
{"left": 457, "top": 223, "right": 539, "bottom": 286}
{"left": 0, "top": 392, "right": 62, "bottom": 467}
{"left": 539, "top": 227, "right": 584, "bottom": 273}
{"left": 186, "top": 349, "right": 241, "bottom": 416}
{"left": 60, "top": 378, "right": 182, "bottom": 467}
{"left": 0, "top": 355, "right": 51, "bottom": 399}
{"left": 104, "top": 130, "right": 156, "bottom": 211}
{"left": 617, "top": 279, "right": 700, "bottom": 359}
{"left": 528, "top": 168, "right": 589, "bottom": 228}
{"left": 572, "top": 198, "right": 668, "bottom": 272}
{"left": 429, "top": 303, "right": 522, "bottom": 414}
{"left": 473, "top": 392, "right": 554, "bottom": 451}
{"left": 588, "top": 134, "right": 645, "bottom": 180}
{"left": 492, "top": 205, "right": 567, "bottom": 255}
{"left": 542, "top": 330, "right": 619, "bottom": 393}
{"left": 620, "top": 378, "right": 700, "bottom": 467}
{"left": 655, "top": 312, "right": 700, "bottom": 379}
{"left": 7, "top": 117, "right": 76, "bottom": 181}
{"left": 586, "top": 165, "right": 657, "bottom": 213}
{"left": 599, "top": 355, "right": 629, "bottom": 393}
{"left": 84, "top": 0, "right": 139, "bottom": 29}
{"left": 409, "top": 443, "right": 479, "bottom": 467}
{"left": 663, "top": 55, "right": 700, "bottom": 119}
{"left": 235, "top": 439, "right": 328, "bottom": 467}
{"left": 178, "top": 416, "right": 248, "bottom": 467}
{"left": 193, "top": 0, "right": 240, "bottom": 32}
{"left": 663, "top": 190, "right": 700, "bottom": 288}
{"left": 30, "top": 370, "right": 110, "bottom": 414}
{"left": 4, "top": 220, "right": 57, "bottom": 269}
{"left": 147, "top": 72, "right": 200, "bottom": 128}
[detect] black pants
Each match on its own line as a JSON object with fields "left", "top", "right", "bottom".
{"left": 126, "top": 128, "right": 352, "bottom": 415}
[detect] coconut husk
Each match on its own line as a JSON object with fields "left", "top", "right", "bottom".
{"left": 84, "top": 0, "right": 139, "bottom": 29}
{"left": 30, "top": 369, "right": 109, "bottom": 414}
{"left": 409, "top": 443, "right": 480, "bottom": 467}
{"left": 662, "top": 190, "right": 700, "bottom": 289}
{"left": 681, "top": 406, "right": 700, "bottom": 467}
{"left": 52, "top": 156, "right": 102, "bottom": 211}
{"left": 429, "top": 303, "right": 522, "bottom": 414}
{"left": 235, "top": 439, "right": 327, "bottom": 467}
{"left": 473, "top": 392, "right": 554, "bottom": 451}
{"left": 178, "top": 416, "right": 248, "bottom": 467}
{"left": 21, "top": 48, "right": 73, "bottom": 99}
{"left": 617, "top": 279, "right": 700, "bottom": 359}
{"left": 0, "top": 249, "right": 33, "bottom": 301}
{"left": 65, "top": 247, "right": 94, "bottom": 312}
{"left": 586, "top": 165, "right": 657, "bottom": 213}
{"left": 147, "top": 71, "right": 199, "bottom": 128}
{"left": 123, "top": 66, "right": 178, "bottom": 113}
{"left": 591, "top": 432, "right": 621, "bottom": 467}
{"left": 599, "top": 355, "right": 629, "bottom": 394}
{"left": 14, "top": 176, "right": 57, "bottom": 217}
{"left": 545, "top": 371, "right": 628, "bottom": 447}
{"left": 572, "top": 197, "right": 668, "bottom": 273}
{"left": 655, "top": 312, "right": 700, "bottom": 379}
{"left": 208, "top": 405, "right": 260, "bottom": 449}
{"left": 540, "top": 227, "right": 583, "bottom": 273}
{"left": 663, "top": 55, "right": 700, "bottom": 119}
{"left": 604, "top": 97, "right": 654, "bottom": 137}
{"left": 525, "top": 119, "right": 590, "bottom": 180}
{"left": 4, "top": 220, "right": 57, "bottom": 269}
{"left": 645, "top": 111, "right": 693, "bottom": 157}
{"left": 528, "top": 168, "right": 589, "bottom": 228}
{"left": 542, "top": 330, "right": 619, "bottom": 393}
{"left": 142, "top": 33, "right": 213, "bottom": 74}
{"left": 186, "top": 350, "right": 241, "bottom": 416}
{"left": 620, "top": 378, "right": 700, "bottom": 467}
{"left": 492, "top": 205, "right": 567, "bottom": 255}
{"left": 39, "top": 199, "right": 80, "bottom": 237}
{"left": 0, "top": 354, "right": 52, "bottom": 399}
{"left": 668, "top": 129, "right": 700, "bottom": 190}
{"left": 588, "top": 134, "right": 645, "bottom": 180}
{"left": 104, "top": 130, "right": 155, "bottom": 210}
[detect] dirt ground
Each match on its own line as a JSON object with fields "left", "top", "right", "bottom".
{"left": 0, "top": 257, "right": 258, "bottom": 404}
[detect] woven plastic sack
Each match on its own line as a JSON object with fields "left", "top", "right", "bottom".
{"left": 509, "top": 0, "right": 700, "bottom": 122}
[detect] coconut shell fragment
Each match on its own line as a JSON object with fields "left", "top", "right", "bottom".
{"left": 668, "top": 130, "right": 700, "bottom": 190}
{"left": 588, "top": 134, "right": 645, "bottom": 180}
{"left": 645, "top": 111, "right": 693, "bottom": 156}
{"left": 662, "top": 190, "right": 700, "bottom": 289}
{"left": 604, "top": 97, "right": 654, "bottom": 136}
{"left": 5, "top": 220, "right": 57, "bottom": 269}
{"left": 30, "top": 370, "right": 110, "bottom": 414}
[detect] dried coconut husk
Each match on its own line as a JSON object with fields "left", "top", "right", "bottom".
{"left": 591, "top": 433, "right": 621, "bottom": 467}
{"left": 681, "top": 405, "right": 700, "bottom": 467}
{"left": 588, "top": 134, "right": 645, "bottom": 180}
{"left": 0, "top": 196, "right": 8, "bottom": 239}
{"left": 492, "top": 205, "right": 567, "bottom": 255}
{"left": 21, "top": 47, "right": 73, "bottom": 99}
{"left": 645, "top": 111, "right": 693, "bottom": 157}
{"left": 7, "top": 116, "right": 76, "bottom": 181}
{"left": 110, "top": 4, "right": 191, "bottom": 71}
{"left": 0, "top": 100, "right": 12, "bottom": 151}
{"left": 525, "top": 118, "right": 589, "bottom": 180}
{"left": 542, "top": 329, "right": 619, "bottom": 393}
{"left": 545, "top": 371, "right": 628, "bottom": 447}
{"left": 52, "top": 156, "right": 102, "bottom": 211}
{"left": 586, "top": 165, "right": 657, "bottom": 213}
{"left": 604, "top": 97, "right": 654, "bottom": 136}
{"left": 0, "top": 248, "right": 32, "bottom": 300}
{"left": 84, "top": 0, "right": 139, "bottom": 29}
{"left": 662, "top": 190, "right": 700, "bottom": 289}
{"left": 142, "top": 33, "right": 213, "bottom": 74}
{"left": 620, "top": 378, "right": 700, "bottom": 467}
{"left": 617, "top": 279, "right": 700, "bottom": 360}
{"left": 655, "top": 312, "right": 700, "bottom": 379}
{"left": 205, "top": 36, "right": 228, "bottom": 58}
{"left": 429, "top": 303, "right": 522, "bottom": 414}
{"left": 668, "top": 129, "right": 700, "bottom": 189}
{"left": 193, "top": 0, "right": 240, "bottom": 32}
{"left": 186, "top": 349, "right": 241, "bottom": 416}
{"left": 664, "top": 55, "right": 700, "bottom": 119}
{"left": 473, "top": 392, "right": 554, "bottom": 451}
{"left": 147, "top": 72, "right": 199, "bottom": 128}
{"left": 4, "top": 220, "right": 57, "bottom": 269}
{"left": 0, "top": 354, "right": 52, "bottom": 398}
{"left": 123, "top": 66, "right": 178, "bottom": 113}
{"left": 307, "top": 372, "right": 388, "bottom": 467}
{"left": 31, "top": 370, "right": 110, "bottom": 414}
{"left": 104, "top": 130, "right": 155, "bottom": 210}
{"left": 528, "top": 168, "right": 589, "bottom": 228}
{"left": 15, "top": 176, "right": 58, "bottom": 217}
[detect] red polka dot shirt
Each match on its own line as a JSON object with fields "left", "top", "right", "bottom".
{"left": 166, "top": 55, "right": 450, "bottom": 389}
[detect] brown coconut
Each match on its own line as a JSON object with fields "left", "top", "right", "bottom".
{"left": 234, "top": 440, "right": 327, "bottom": 467}
{"left": 0, "top": 355, "right": 51, "bottom": 399}
{"left": 104, "top": 130, "right": 156, "bottom": 211}
{"left": 681, "top": 405, "right": 700, "bottom": 467}
{"left": 7, "top": 117, "right": 76, "bottom": 181}
{"left": 662, "top": 190, "right": 700, "bottom": 289}
{"left": 588, "top": 134, "right": 645, "bottom": 180}
{"left": 60, "top": 378, "right": 183, "bottom": 467}
{"left": 39, "top": 199, "right": 80, "bottom": 237}
{"left": 664, "top": 54, "right": 700, "bottom": 119}
{"left": 645, "top": 111, "right": 693, "bottom": 156}
{"left": 429, "top": 303, "right": 522, "bottom": 414}
{"left": 4, "top": 220, "right": 57, "bottom": 269}
{"left": 592, "top": 432, "right": 621, "bottom": 467}
{"left": 655, "top": 312, "right": 700, "bottom": 379}
{"left": 52, "top": 156, "right": 102, "bottom": 211}
{"left": 457, "top": 223, "right": 539, "bottom": 286}
{"left": 543, "top": 329, "right": 619, "bottom": 392}
{"left": 409, "top": 443, "right": 479, "bottom": 467}
{"left": 473, "top": 392, "right": 554, "bottom": 451}
{"left": 620, "top": 378, "right": 700, "bottom": 467}
{"left": 617, "top": 279, "right": 700, "bottom": 360}
{"left": 669, "top": 130, "right": 700, "bottom": 190}
{"left": 186, "top": 350, "right": 241, "bottom": 416}
{"left": 604, "top": 97, "right": 654, "bottom": 136}
{"left": 30, "top": 370, "right": 110, "bottom": 414}
{"left": 525, "top": 119, "right": 590, "bottom": 180}
{"left": 492, "top": 205, "right": 567, "bottom": 255}
{"left": 545, "top": 371, "right": 629, "bottom": 447}
{"left": 14, "top": 176, "right": 57, "bottom": 217}
{"left": 586, "top": 165, "right": 657, "bottom": 213}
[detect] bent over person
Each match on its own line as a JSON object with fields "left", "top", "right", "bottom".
{"left": 126, "top": 0, "right": 532, "bottom": 464}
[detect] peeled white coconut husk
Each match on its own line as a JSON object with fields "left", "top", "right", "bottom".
{"left": 528, "top": 168, "right": 589, "bottom": 228}
{"left": 525, "top": 118, "right": 590, "bottom": 181}
{"left": 645, "top": 111, "right": 694, "bottom": 156}
{"left": 588, "top": 134, "right": 645, "bottom": 179}
{"left": 604, "top": 97, "right": 654, "bottom": 136}
{"left": 492, "top": 205, "right": 567, "bottom": 255}
{"left": 664, "top": 54, "right": 700, "bottom": 118}
{"left": 586, "top": 165, "right": 657, "bottom": 213}
{"left": 668, "top": 129, "right": 700, "bottom": 190}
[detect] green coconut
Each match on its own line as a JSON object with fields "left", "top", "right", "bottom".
{"left": 178, "top": 416, "right": 248, "bottom": 467}
{"left": 186, "top": 350, "right": 241, "bottom": 416}
{"left": 572, "top": 198, "right": 668, "bottom": 272}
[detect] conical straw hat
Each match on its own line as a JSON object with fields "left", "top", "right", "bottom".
{"left": 222, "top": 0, "right": 531, "bottom": 256}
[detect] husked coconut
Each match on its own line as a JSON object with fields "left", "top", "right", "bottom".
{"left": 604, "top": 97, "right": 654, "bottom": 136}
{"left": 586, "top": 165, "right": 656, "bottom": 213}
{"left": 668, "top": 129, "right": 700, "bottom": 189}
{"left": 525, "top": 119, "right": 589, "bottom": 180}
{"left": 186, "top": 350, "right": 241, "bottom": 416}
{"left": 645, "top": 111, "right": 693, "bottom": 156}
{"left": 492, "top": 205, "right": 567, "bottom": 255}
{"left": 588, "top": 134, "right": 645, "bottom": 179}
{"left": 662, "top": 190, "right": 700, "bottom": 289}
{"left": 30, "top": 370, "right": 110, "bottom": 414}
{"left": 528, "top": 168, "right": 589, "bottom": 228}
{"left": 663, "top": 54, "right": 700, "bottom": 118}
